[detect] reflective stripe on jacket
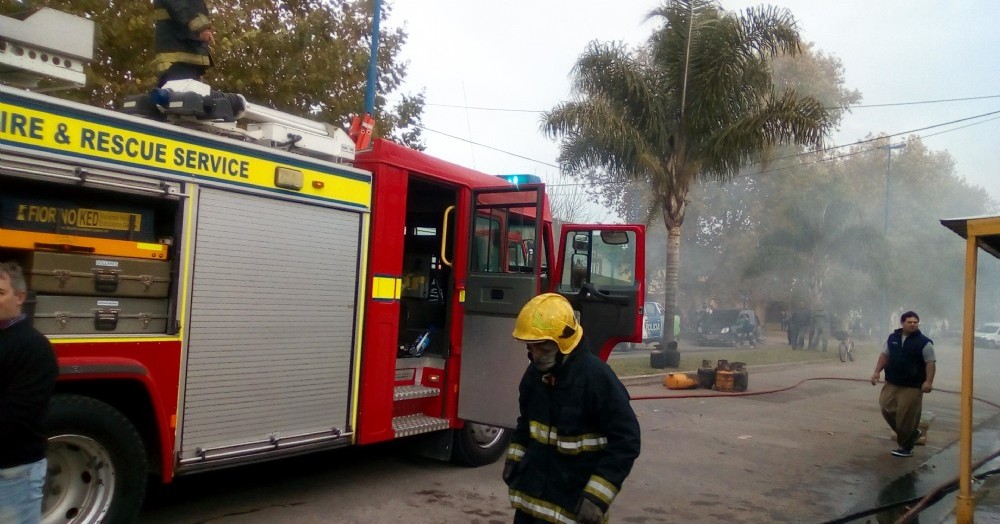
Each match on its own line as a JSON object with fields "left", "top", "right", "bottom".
{"left": 152, "top": 0, "right": 213, "bottom": 73}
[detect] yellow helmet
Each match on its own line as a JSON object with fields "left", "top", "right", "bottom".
{"left": 511, "top": 293, "right": 583, "bottom": 355}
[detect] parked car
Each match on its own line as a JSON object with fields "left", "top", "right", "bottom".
{"left": 695, "top": 309, "right": 761, "bottom": 347}
{"left": 615, "top": 302, "right": 665, "bottom": 351}
{"left": 641, "top": 302, "right": 664, "bottom": 345}
{"left": 975, "top": 322, "right": 1000, "bottom": 348}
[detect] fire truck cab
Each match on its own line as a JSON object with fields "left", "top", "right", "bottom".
{"left": 0, "top": 9, "right": 645, "bottom": 523}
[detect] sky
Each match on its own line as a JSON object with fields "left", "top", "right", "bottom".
{"left": 386, "top": 0, "right": 1000, "bottom": 217}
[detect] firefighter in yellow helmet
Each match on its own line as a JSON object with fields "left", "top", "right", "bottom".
{"left": 504, "top": 293, "right": 640, "bottom": 524}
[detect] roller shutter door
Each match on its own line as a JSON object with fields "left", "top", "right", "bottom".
{"left": 179, "top": 188, "right": 361, "bottom": 461}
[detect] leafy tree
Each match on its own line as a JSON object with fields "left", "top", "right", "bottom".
{"left": 542, "top": 0, "right": 832, "bottom": 343}
{"left": 0, "top": 0, "right": 424, "bottom": 147}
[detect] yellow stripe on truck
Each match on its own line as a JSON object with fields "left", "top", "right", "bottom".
{"left": 0, "top": 100, "right": 371, "bottom": 210}
{"left": 371, "top": 276, "right": 399, "bottom": 302}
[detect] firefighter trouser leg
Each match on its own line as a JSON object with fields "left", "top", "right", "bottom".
{"left": 879, "top": 383, "right": 923, "bottom": 448}
{"left": 513, "top": 509, "right": 548, "bottom": 523}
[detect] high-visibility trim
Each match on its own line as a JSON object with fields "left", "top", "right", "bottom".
{"left": 509, "top": 490, "right": 577, "bottom": 524}
{"left": 48, "top": 336, "right": 178, "bottom": 344}
{"left": 528, "top": 421, "right": 607, "bottom": 454}
{"left": 583, "top": 475, "right": 618, "bottom": 506}
{"left": 371, "top": 275, "right": 399, "bottom": 302}
{"left": 186, "top": 14, "right": 212, "bottom": 32}
{"left": 0, "top": 227, "right": 168, "bottom": 260}
{"left": 152, "top": 52, "right": 211, "bottom": 73}
{"left": 507, "top": 443, "right": 526, "bottom": 462}
{"left": 348, "top": 212, "right": 372, "bottom": 444}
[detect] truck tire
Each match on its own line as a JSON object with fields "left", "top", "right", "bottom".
{"left": 452, "top": 422, "right": 510, "bottom": 466}
{"left": 43, "top": 395, "right": 148, "bottom": 524}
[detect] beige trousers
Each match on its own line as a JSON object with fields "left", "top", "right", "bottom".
{"left": 879, "top": 382, "right": 923, "bottom": 448}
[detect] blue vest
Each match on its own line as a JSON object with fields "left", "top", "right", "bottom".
{"left": 884, "top": 329, "right": 931, "bottom": 388}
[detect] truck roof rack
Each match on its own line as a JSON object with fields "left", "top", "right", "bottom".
{"left": 0, "top": 8, "right": 94, "bottom": 91}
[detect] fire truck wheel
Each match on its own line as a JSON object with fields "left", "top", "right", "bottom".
{"left": 452, "top": 422, "right": 511, "bottom": 466}
{"left": 43, "top": 395, "right": 148, "bottom": 524}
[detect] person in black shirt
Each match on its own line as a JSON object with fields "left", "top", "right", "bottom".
{"left": 0, "top": 262, "right": 58, "bottom": 522}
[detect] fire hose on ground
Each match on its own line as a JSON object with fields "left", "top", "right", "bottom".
{"left": 628, "top": 376, "right": 1000, "bottom": 523}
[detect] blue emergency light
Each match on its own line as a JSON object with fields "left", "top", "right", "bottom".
{"left": 496, "top": 174, "right": 542, "bottom": 186}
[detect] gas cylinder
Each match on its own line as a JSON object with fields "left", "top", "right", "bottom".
{"left": 697, "top": 359, "right": 716, "bottom": 389}
{"left": 713, "top": 360, "right": 734, "bottom": 392}
{"left": 731, "top": 361, "right": 748, "bottom": 392}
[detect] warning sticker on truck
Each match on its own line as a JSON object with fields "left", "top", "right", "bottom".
{"left": 1, "top": 196, "right": 154, "bottom": 241}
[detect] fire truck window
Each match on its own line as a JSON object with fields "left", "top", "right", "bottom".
{"left": 471, "top": 215, "right": 502, "bottom": 272}
{"left": 559, "top": 230, "right": 636, "bottom": 292}
{"left": 507, "top": 219, "right": 540, "bottom": 274}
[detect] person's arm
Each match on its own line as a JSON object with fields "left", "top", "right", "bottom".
{"left": 161, "top": 0, "right": 213, "bottom": 42}
{"left": 923, "top": 361, "right": 936, "bottom": 393}
{"left": 579, "top": 370, "right": 641, "bottom": 518}
{"left": 922, "top": 342, "right": 937, "bottom": 393}
{"left": 871, "top": 352, "right": 889, "bottom": 385}
{"left": 502, "top": 371, "right": 532, "bottom": 485}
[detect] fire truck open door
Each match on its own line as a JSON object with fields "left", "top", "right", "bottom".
{"left": 458, "top": 186, "right": 545, "bottom": 429}
{"left": 553, "top": 224, "right": 645, "bottom": 361}
{"left": 457, "top": 188, "right": 644, "bottom": 429}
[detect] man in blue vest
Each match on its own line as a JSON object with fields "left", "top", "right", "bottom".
{"left": 870, "top": 311, "right": 936, "bottom": 457}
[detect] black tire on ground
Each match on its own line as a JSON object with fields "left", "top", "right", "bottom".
{"left": 44, "top": 394, "right": 148, "bottom": 524}
{"left": 452, "top": 422, "right": 510, "bottom": 466}
{"left": 839, "top": 341, "right": 848, "bottom": 362}
{"left": 848, "top": 341, "right": 855, "bottom": 361}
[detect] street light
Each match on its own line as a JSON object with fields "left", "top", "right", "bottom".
{"left": 881, "top": 142, "right": 906, "bottom": 335}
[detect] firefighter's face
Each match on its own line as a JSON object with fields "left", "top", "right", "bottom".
{"left": 0, "top": 273, "right": 25, "bottom": 322}
{"left": 527, "top": 341, "right": 559, "bottom": 371}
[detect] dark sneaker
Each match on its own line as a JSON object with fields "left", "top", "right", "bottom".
{"left": 891, "top": 447, "right": 914, "bottom": 457}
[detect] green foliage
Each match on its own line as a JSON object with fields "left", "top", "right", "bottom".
{"left": 542, "top": 0, "right": 833, "bottom": 344}
{"left": 0, "top": 0, "right": 423, "bottom": 147}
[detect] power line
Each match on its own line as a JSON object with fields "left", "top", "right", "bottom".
{"left": 422, "top": 94, "right": 1000, "bottom": 114}
{"left": 418, "top": 108, "right": 1000, "bottom": 183}
{"left": 416, "top": 124, "right": 561, "bottom": 168}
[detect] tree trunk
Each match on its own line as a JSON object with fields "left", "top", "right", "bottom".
{"left": 659, "top": 182, "right": 687, "bottom": 346}
{"left": 662, "top": 222, "right": 681, "bottom": 345}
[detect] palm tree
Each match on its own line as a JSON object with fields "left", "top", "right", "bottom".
{"left": 542, "top": 0, "right": 831, "bottom": 344}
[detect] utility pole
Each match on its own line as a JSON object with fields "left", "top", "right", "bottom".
{"left": 881, "top": 142, "right": 906, "bottom": 335}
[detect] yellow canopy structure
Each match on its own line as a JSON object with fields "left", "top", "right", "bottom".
{"left": 941, "top": 214, "right": 1000, "bottom": 523}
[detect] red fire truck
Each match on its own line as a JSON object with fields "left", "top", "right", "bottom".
{"left": 0, "top": 9, "right": 645, "bottom": 523}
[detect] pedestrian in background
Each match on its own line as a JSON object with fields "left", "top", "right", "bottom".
{"left": 503, "top": 294, "right": 640, "bottom": 524}
{"left": 0, "top": 262, "right": 58, "bottom": 522}
{"left": 870, "top": 311, "right": 936, "bottom": 458}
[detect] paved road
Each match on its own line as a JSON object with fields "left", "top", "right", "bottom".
{"left": 140, "top": 342, "right": 1000, "bottom": 523}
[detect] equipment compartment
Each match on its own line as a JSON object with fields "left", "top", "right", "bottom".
{"left": 33, "top": 295, "right": 168, "bottom": 335}
{"left": 26, "top": 251, "right": 171, "bottom": 297}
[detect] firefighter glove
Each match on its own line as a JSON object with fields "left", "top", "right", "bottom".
{"left": 576, "top": 497, "right": 604, "bottom": 524}
{"left": 502, "top": 460, "right": 518, "bottom": 486}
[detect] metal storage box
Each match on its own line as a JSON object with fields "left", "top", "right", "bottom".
{"left": 33, "top": 295, "right": 168, "bottom": 335}
{"left": 26, "top": 252, "right": 171, "bottom": 297}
